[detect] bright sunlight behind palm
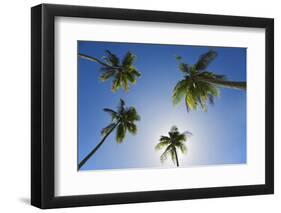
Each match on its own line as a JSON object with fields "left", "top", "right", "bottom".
{"left": 78, "top": 99, "right": 140, "bottom": 170}
{"left": 79, "top": 50, "right": 141, "bottom": 92}
{"left": 155, "top": 126, "right": 192, "bottom": 167}
{"left": 173, "top": 50, "right": 246, "bottom": 112}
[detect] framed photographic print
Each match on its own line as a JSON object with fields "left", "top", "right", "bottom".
{"left": 31, "top": 3, "right": 274, "bottom": 209}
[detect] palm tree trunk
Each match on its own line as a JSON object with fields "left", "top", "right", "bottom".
{"left": 78, "top": 53, "right": 114, "bottom": 69}
{"left": 78, "top": 122, "right": 119, "bottom": 170}
{"left": 199, "top": 78, "right": 246, "bottom": 90}
{"left": 174, "top": 149, "right": 179, "bottom": 167}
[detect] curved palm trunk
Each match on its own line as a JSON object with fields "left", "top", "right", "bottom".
{"left": 199, "top": 78, "right": 246, "bottom": 90}
{"left": 78, "top": 53, "right": 114, "bottom": 69}
{"left": 78, "top": 121, "right": 119, "bottom": 170}
{"left": 174, "top": 148, "right": 179, "bottom": 167}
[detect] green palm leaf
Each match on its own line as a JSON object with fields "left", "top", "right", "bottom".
{"left": 104, "top": 50, "right": 120, "bottom": 66}
{"left": 195, "top": 50, "right": 217, "bottom": 71}
{"left": 122, "top": 52, "right": 136, "bottom": 67}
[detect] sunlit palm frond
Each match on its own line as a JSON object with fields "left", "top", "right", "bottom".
{"left": 111, "top": 73, "right": 122, "bottom": 92}
{"left": 121, "top": 75, "right": 129, "bottom": 91}
{"left": 172, "top": 79, "right": 189, "bottom": 105}
{"left": 184, "top": 91, "right": 198, "bottom": 112}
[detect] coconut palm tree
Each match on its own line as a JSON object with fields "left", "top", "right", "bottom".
{"left": 78, "top": 99, "right": 140, "bottom": 170}
{"left": 155, "top": 126, "right": 191, "bottom": 167}
{"left": 79, "top": 50, "right": 141, "bottom": 92}
{"left": 173, "top": 50, "right": 246, "bottom": 112}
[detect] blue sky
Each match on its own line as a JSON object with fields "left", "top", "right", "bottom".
{"left": 78, "top": 41, "right": 246, "bottom": 171}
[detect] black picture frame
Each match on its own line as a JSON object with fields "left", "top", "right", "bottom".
{"left": 31, "top": 3, "right": 274, "bottom": 209}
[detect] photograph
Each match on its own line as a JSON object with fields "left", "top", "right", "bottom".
{"left": 30, "top": 3, "right": 274, "bottom": 209}
{"left": 77, "top": 41, "right": 247, "bottom": 171}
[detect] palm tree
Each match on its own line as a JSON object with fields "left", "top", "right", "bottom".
{"left": 78, "top": 99, "right": 141, "bottom": 170}
{"left": 155, "top": 126, "right": 191, "bottom": 167}
{"left": 173, "top": 50, "right": 246, "bottom": 112}
{"left": 79, "top": 50, "right": 141, "bottom": 92}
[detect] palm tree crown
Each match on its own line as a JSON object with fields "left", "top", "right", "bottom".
{"left": 173, "top": 50, "right": 246, "bottom": 112}
{"left": 102, "top": 99, "right": 141, "bottom": 143}
{"left": 79, "top": 50, "right": 141, "bottom": 92}
{"left": 155, "top": 126, "right": 191, "bottom": 167}
{"left": 78, "top": 99, "right": 140, "bottom": 170}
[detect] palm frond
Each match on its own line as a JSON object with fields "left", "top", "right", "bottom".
{"left": 122, "top": 75, "right": 129, "bottom": 92}
{"left": 130, "top": 68, "right": 141, "bottom": 77}
{"left": 177, "top": 143, "right": 187, "bottom": 154}
{"left": 182, "top": 130, "right": 193, "bottom": 137}
{"left": 159, "top": 136, "right": 171, "bottom": 143}
{"left": 127, "top": 122, "right": 137, "bottom": 135}
{"left": 122, "top": 52, "right": 136, "bottom": 67}
{"left": 195, "top": 50, "right": 218, "bottom": 71}
{"left": 116, "top": 123, "right": 126, "bottom": 143}
{"left": 125, "top": 71, "right": 137, "bottom": 84}
{"left": 111, "top": 73, "right": 122, "bottom": 92}
{"left": 117, "top": 99, "right": 126, "bottom": 114}
{"left": 101, "top": 123, "right": 116, "bottom": 136}
{"left": 103, "top": 108, "right": 119, "bottom": 121}
{"left": 172, "top": 79, "right": 189, "bottom": 105}
{"left": 126, "top": 107, "right": 141, "bottom": 121}
{"left": 185, "top": 92, "right": 198, "bottom": 111}
{"left": 175, "top": 133, "right": 187, "bottom": 143}
{"left": 99, "top": 69, "right": 116, "bottom": 81}
{"left": 178, "top": 63, "right": 190, "bottom": 74}
{"left": 160, "top": 145, "right": 173, "bottom": 163}
{"left": 155, "top": 140, "right": 170, "bottom": 151}
{"left": 175, "top": 55, "right": 182, "bottom": 61}
{"left": 208, "top": 94, "right": 214, "bottom": 105}
{"left": 104, "top": 50, "right": 120, "bottom": 66}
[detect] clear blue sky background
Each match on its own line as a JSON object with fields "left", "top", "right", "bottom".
{"left": 78, "top": 41, "right": 246, "bottom": 171}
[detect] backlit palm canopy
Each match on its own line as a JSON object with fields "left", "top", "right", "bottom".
{"left": 173, "top": 50, "right": 246, "bottom": 112}
{"left": 78, "top": 99, "right": 140, "bottom": 170}
{"left": 155, "top": 126, "right": 191, "bottom": 167}
{"left": 79, "top": 50, "right": 141, "bottom": 92}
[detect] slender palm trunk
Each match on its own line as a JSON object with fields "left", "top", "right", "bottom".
{"left": 78, "top": 53, "right": 115, "bottom": 69}
{"left": 199, "top": 78, "right": 246, "bottom": 90}
{"left": 174, "top": 148, "right": 179, "bottom": 167}
{"left": 78, "top": 121, "right": 119, "bottom": 170}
